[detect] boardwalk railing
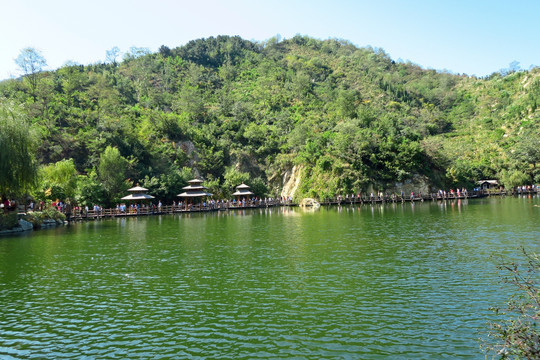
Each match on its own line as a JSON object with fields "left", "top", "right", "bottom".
{"left": 320, "top": 188, "right": 539, "bottom": 205}
{"left": 31, "top": 188, "right": 538, "bottom": 222}
{"left": 62, "top": 199, "right": 288, "bottom": 221}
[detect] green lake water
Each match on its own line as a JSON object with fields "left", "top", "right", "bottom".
{"left": 1, "top": 196, "right": 539, "bottom": 359}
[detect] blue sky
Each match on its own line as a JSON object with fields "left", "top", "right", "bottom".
{"left": 1, "top": 0, "right": 539, "bottom": 80}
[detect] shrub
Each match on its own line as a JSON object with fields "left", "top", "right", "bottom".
{"left": 42, "top": 208, "right": 66, "bottom": 222}
{"left": 23, "top": 208, "right": 66, "bottom": 228}
{"left": 483, "top": 249, "right": 540, "bottom": 359}
{"left": 0, "top": 212, "right": 19, "bottom": 230}
{"left": 23, "top": 212, "right": 44, "bottom": 229}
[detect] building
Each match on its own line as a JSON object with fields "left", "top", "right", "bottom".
{"left": 177, "top": 179, "right": 213, "bottom": 210}
{"left": 477, "top": 180, "right": 499, "bottom": 190}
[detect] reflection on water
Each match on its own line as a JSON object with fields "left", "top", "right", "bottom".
{"left": 337, "top": 198, "right": 470, "bottom": 218}
{"left": 0, "top": 197, "right": 539, "bottom": 359}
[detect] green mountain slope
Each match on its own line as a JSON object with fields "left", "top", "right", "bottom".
{"left": 1, "top": 35, "right": 539, "bottom": 204}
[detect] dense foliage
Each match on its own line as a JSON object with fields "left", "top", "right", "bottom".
{"left": 1, "top": 35, "right": 539, "bottom": 205}
{"left": 0, "top": 98, "right": 38, "bottom": 198}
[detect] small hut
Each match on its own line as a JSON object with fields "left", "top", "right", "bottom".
{"left": 232, "top": 183, "right": 254, "bottom": 207}
{"left": 121, "top": 186, "right": 155, "bottom": 214}
{"left": 177, "top": 179, "right": 213, "bottom": 211}
{"left": 477, "top": 180, "right": 499, "bottom": 191}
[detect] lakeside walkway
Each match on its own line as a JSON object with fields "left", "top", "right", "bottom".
{"left": 65, "top": 199, "right": 286, "bottom": 221}
{"left": 321, "top": 189, "right": 538, "bottom": 205}
{"left": 55, "top": 188, "right": 539, "bottom": 222}
{"left": 7, "top": 188, "right": 533, "bottom": 224}
{"left": 322, "top": 190, "right": 478, "bottom": 205}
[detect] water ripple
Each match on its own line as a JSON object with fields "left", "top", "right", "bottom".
{"left": 1, "top": 197, "right": 539, "bottom": 358}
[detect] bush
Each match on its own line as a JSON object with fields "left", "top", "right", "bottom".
{"left": 42, "top": 208, "right": 66, "bottom": 222}
{"left": 23, "top": 212, "right": 44, "bottom": 228}
{"left": 0, "top": 212, "right": 19, "bottom": 230}
{"left": 23, "top": 208, "right": 66, "bottom": 228}
{"left": 483, "top": 249, "right": 540, "bottom": 359}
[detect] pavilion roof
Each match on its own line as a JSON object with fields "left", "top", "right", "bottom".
{"left": 181, "top": 184, "right": 207, "bottom": 191}
{"left": 127, "top": 186, "right": 149, "bottom": 192}
{"left": 177, "top": 191, "right": 213, "bottom": 197}
{"left": 121, "top": 193, "right": 155, "bottom": 200}
{"left": 477, "top": 180, "right": 499, "bottom": 185}
{"left": 232, "top": 189, "right": 254, "bottom": 196}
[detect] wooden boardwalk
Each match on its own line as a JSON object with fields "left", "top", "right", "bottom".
{"left": 320, "top": 189, "right": 538, "bottom": 206}
{"left": 320, "top": 193, "right": 478, "bottom": 205}
{"left": 65, "top": 200, "right": 286, "bottom": 222}
{"left": 37, "top": 188, "right": 538, "bottom": 223}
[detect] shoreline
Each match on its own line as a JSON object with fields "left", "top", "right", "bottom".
{"left": 3, "top": 192, "right": 538, "bottom": 238}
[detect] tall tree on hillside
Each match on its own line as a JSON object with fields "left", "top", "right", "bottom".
{"left": 0, "top": 99, "right": 38, "bottom": 198}
{"left": 123, "top": 47, "right": 152, "bottom": 103}
{"left": 105, "top": 46, "right": 121, "bottom": 66}
{"left": 98, "top": 146, "right": 130, "bottom": 205}
{"left": 510, "top": 133, "right": 540, "bottom": 183}
{"left": 15, "top": 47, "right": 47, "bottom": 99}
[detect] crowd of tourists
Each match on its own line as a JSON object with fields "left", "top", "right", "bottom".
{"left": 43, "top": 196, "right": 294, "bottom": 217}
{"left": 4, "top": 184, "right": 539, "bottom": 216}
{"left": 333, "top": 188, "right": 471, "bottom": 203}
{"left": 332, "top": 185, "right": 539, "bottom": 203}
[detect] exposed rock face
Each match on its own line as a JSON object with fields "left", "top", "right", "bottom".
{"left": 386, "top": 174, "right": 432, "bottom": 195}
{"left": 281, "top": 165, "right": 303, "bottom": 199}
{"left": 233, "top": 154, "right": 263, "bottom": 179}
{"left": 178, "top": 140, "right": 199, "bottom": 165}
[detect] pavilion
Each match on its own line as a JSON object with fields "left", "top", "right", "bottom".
{"left": 121, "top": 186, "right": 155, "bottom": 214}
{"left": 232, "top": 183, "right": 254, "bottom": 207}
{"left": 121, "top": 186, "right": 155, "bottom": 201}
{"left": 177, "top": 179, "right": 213, "bottom": 211}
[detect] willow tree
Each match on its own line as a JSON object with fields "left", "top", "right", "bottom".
{"left": 0, "top": 99, "right": 38, "bottom": 198}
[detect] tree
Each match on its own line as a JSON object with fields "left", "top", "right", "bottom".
{"left": 483, "top": 250, "right": 540, "bottom": 359}
{"left": 158, "top": 45, "right": 172, "bottom": 57}
{"left": 15, "top": 47, "right": 47, "bottom": 98}
{"left": 141, "top": 166, "right": 191, "bottom": 203}
{"left": 0, "top": 98, "right": 38, "bottom": 198}
{"left": 98, "top": 146, "right": 130, "bottom": 205}
{"left": 38, "top": 159, "right": 78, "bottom": 201}
{"left": 124, "top": 47, "right": 150, "bottom": 60}
{"left": 123, "top": 47, "right": 152, "bottom": 102}
{"left": 105, "top": 46, "right": 121, "bottom": 65}
{"left": 500, "top": 169, "right": 530, "bottom": 189}
{"left": 222, "top": 166, "right": 250, "bottom": 198}
{"left": 509, "top": 134, "right": 540, "bottom": 184}
{"left": 75, "top": 170, "right": 107, "bottom": 207}
{"left": 249, "top": 177, "right": 268, "bottom": 198}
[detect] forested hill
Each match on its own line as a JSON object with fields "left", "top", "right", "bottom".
{"left": 1, "top": 35, "right": 539, "bottom": 205}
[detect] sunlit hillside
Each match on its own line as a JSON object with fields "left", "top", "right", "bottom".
{"left": 1, "top": 35, "right": 539, "bottom": 204}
